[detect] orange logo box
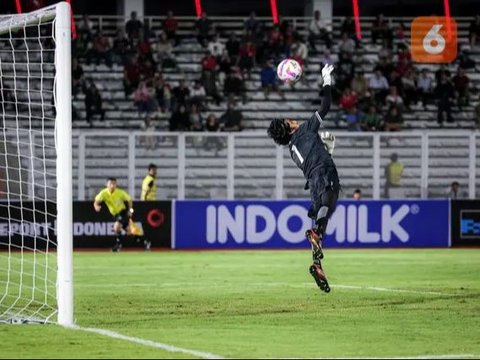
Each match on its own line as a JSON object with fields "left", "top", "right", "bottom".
{"left": 411, "top": 17, "right": 457, "bottom": 63}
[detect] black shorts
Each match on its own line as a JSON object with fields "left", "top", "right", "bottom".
{"left": 113, "top": 209, "right": 130, "bottom": 230}
{"left": 307, "top": 166, "right": 340, "bottom": 220}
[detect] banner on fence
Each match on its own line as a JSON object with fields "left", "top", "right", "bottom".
{"left": 451, "top": 200, "right": 480, "bottom": 247}
{"left": 0, "top": 201, "right": 172, "bottom": 249}
{"left": 173, "top": 200, "right": 450, "bottom": 249}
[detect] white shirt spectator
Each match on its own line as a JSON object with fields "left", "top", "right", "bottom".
{"left": 369, "top": 73, "right": 389, "bottom": 90}
{"left": 309, "top": 18, "right": 327, "bottom": 35}
{"left": 292, "top": 42, "right": 309, "bottom": 60}
{"left": 339, "top": 37, "right": 355, "bottom": 55}
{"left": 208, "top": 39, "right": 225, "bottom": 57}
{"left": 417, "top": 74, "right": 433, "bottom": 92}
{"left": 386, "top": 94, "right": 404, "bottom": 107}
{"left": 190, "top": 84, "right": 206, "bottom": 97}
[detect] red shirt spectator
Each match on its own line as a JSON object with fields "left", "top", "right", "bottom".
{"left": 163, "top": 12, "right": 178, "bottom": 33}
{"left": 138, "top": 38, "right": 152, "bottom": 57}
{"left": 201, "top": 54, "right": 218, "bottom": 72}
{"left": 452, "top": 68, "right": 470, "bottom": 93}
{"left": 94, "top": 33, "right": 111, "bottom": 53}
{"left": 339, "top": 88, "right": 358, "bottom": 112}
{"left": 239, "top": 42, "right": 256, "bottom": 58}
{"left": 125, "top": 61, "right": 140, "bottom": 84}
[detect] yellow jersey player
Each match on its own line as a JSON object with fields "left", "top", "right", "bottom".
{"left": 141, "top": 164, "right": 157, "bottom": 201}
{"left": 93, "top": 177, "right": 134, "bottom": 252}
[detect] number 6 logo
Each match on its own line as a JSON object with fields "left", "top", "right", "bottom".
{"left": 411, "top": 17, "right": 457, "bottom": 63}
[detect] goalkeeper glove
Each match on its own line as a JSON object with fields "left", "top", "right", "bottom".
{"left": 321, "top": 131, "right": 335, "bottom": 155}
{"left": 321, "top": 64, "right": 334, "bottom": 86}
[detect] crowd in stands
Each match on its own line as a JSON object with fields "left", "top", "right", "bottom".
{"left": 71, "top": 10, "right": 480, "bottom": 134}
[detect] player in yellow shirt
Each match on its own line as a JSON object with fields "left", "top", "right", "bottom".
{"left": 94, "top": 177, "right": 134, "bottom": 252}
{"left": 141, "top": 164, "right": 157, "bottom": 201}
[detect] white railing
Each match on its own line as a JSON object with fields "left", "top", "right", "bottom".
{"left": 69, "top": 130, "right": 479, "bottom": 201}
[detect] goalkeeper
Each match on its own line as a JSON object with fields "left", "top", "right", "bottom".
{"left": 93, "top": 177, "right": 134, "bottom": 252}
{"left": 267, "top": 64, "right": 340, "bottom": 293}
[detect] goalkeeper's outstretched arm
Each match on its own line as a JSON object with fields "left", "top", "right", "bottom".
{"left": 317, "top": 64, "right": 333, "bottom": 120}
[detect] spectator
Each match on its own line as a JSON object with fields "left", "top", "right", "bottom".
{"left": 267, "top": 25, "right": 285, "bottom": 58}
{"left": 204, "top": 114, "right": 224, "bottom": 153}
{"left": 368, "top": 68, "right": 389, "bottom": 104}
{"left": 341, "top": 16, "right": 358, "bottom": 47}
{"left": 201, "top": 69, "right": 223, "bottom": 105}
{"left": 138, "top": 58, "right": 155, "bottom": 80}
{"left": 308, "top": 10, "right": 332, "bottom": 52}
{"left": 244, "top": 11, "right": 261, "bottom": 40}
{"left": 220, "top": 102, "right": 243, "bottom": 131}
{"left": 153, "top": 72, "right": 171, "bottom": 113}
{"left": 169, "top": 104, "right": 190, "bottom": 131}
{"left": 384, "top": 153, "right": 404, "bottom": 199}
{"left": 446, "top": 181, "right": 468, "bottom": 199}
{"left": 201, "top": 51, "right": 218, "bottom": 73}
{"left": 452, "top": 67, "right": 470, "bottom": 109}
{"left": 350, "top": 70, "right": 370, "bottom": 105}
{"left": 339, "top": 87, "right": 358, "bottom": 113}
{"left": 345, "top": 106, "right": 362, "bottom": 131}
{"left": 384, "top": 105, "right": 403, "bottom": 132}
{"left": 401, "top": 68, "right": 417, "bottom": 110}
{"left": 417, "top": 68, "right": 433, "bottom": 108}
{"left": 458, "top": 49, "right": 476, "bottom": 70}
{"left": 352, "top": 189, "right": 362, "bottom": 200}
{"left": 123, "top": 54, "right": 141, "bottom": 97}
{"left": 435, "top": 71, "right": 455, "bottom": 125}
{"left": 260, "top": 60, "right": 284, "bottom": 100}
{"left": 140, "top": 115, "right": 156, "bottom": 150}
{"left": 335, "top": 52, "right": 356, "bottom": 93}
{"left": 134, "top": 81, "right": 157, "bottom": 118}
{"left": 224, "top": 66, "right": 247, "bottom": 104}
{"left": 218, "top": 49, "right": 234, "bottom": 86}
{"left": 189, "top": 80, "right": 207, "bottom": 110}
{"left": 88, "top": 31, "right": 112, "bottom": 67}
{"left": 226, "top": 33, "right": 240, "bottom": 63}
{"left": 163, "top": 10, "right": 178, "bottom": 45}
{"left": 72, "top": 58, "right": 85, "bottom": 96}
{"left": 208, "top": 33, "right": 225, "bottom": 59}
{"left": 84, "top": 81, "right": 105, "bottom": 127}
{"left": 189, "top": 104, "right": 204, "bottom": 131}
{"left": 156, "top": 31, "right": 173, "bottom": 59}
{"left": 125, "top": 11, "right": 143, "bottom": 41}
{"left": 171, "top": 79, "right": 190, "bottom": 109}
{"left": 371, "top": 14, "right": 393, "bottom": 48}
{"left": 394, "top": 22, "right": 406, "bottom": 41}
{"left": 137, "top": 30, "right": 153, "bottom": 63}
{"left": 469, "top": 15, "right": 480, "bottom": 47}
{"left": 386, "top": 86, "right": 404, "bottom": 110}
{"left": 238, "top": 40, "right": 256, "bottom": 79}
{"left": 290, "top": 36, "right": 309, "bottom": 69}
{"left": 77, "top": 14, "right": 94, "bottom": 41}
{"left": 112, "top": 30, "right": 131, "bottom": 65}
{"left": 196, "top": 11, "right": 214, "bottom": 47}
{"left": 319, "top": 49, "right": 334, "bottom": 67}
{"left": 362, "top": 104, "right": 383, "bottom": 131}
{"left": 339, "top": 32, "right": 355, "bottom": 58}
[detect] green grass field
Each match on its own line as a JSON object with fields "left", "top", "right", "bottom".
{"left": 1, "top": 249, "right": 480, "bottom": 359}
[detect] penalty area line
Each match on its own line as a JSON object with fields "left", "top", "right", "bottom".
{"left": 73, "top": 326, "right": 225, "bottom": 359}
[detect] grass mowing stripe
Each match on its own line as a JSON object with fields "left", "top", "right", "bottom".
{"left": 74, "top": 326, "right": 226, "bottom": 359}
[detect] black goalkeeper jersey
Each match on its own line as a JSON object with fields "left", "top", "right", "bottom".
{"left": 288, "top": 85, "right": 337, "bottom": 180}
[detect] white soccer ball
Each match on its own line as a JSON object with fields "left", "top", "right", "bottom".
{"left": 277, "top": 59, "right": 303, "bottom": 83}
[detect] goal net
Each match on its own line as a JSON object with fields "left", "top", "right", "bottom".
{"left": 0, "top": 2, "right": 73, "bottom": 325}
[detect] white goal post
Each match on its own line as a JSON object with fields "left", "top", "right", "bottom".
{"left": 0, "top": 2, "right": 73, "bottom": 326}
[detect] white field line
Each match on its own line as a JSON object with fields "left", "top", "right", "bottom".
{"left": 75, "top": 282, "right": 455, "bottom": 296}
{"left": 73, "top": 326, "right": 225, "bottom": 359}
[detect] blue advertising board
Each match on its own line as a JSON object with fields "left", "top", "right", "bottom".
{"left": 173, "top": 200, "right": 450, "bottom": 249}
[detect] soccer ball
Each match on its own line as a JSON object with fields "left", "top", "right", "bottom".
{"left": 277, "top": 59, "right": 303, "bottom": 83}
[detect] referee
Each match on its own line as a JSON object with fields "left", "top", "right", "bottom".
{"left": 141, "top": 164, "right": 157, "bottom": 201}
{"left": 93, "top": 177, "right": 134, "bottom": 252}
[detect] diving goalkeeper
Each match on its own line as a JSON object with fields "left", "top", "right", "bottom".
{"left": 267, "top": 64, "right": 340, "bottom": 293}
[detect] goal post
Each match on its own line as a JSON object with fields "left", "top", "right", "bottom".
{"left": 0, "top": 2, "right": 73, "bottom": 326}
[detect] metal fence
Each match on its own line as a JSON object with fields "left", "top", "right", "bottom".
{"left": 69, "top": 130, "right": 479, "bottom": 201}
